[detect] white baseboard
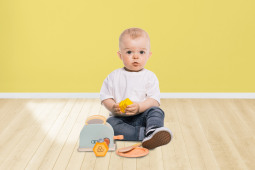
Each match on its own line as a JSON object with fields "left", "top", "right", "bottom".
{"left": 0, "top": 93, "right": 255, "bottom": 99}
{"left": 160, "top": 93, "right": 255, "bottom": 98}
{"left": 0, "top": 93, "right": 99, "bottom": 98}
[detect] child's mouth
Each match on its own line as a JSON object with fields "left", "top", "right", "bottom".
{"left": 133, "top": 62, "right": 139, "bottom": 66}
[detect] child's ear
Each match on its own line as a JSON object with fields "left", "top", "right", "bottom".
{"left": 117, "top": 51, "right": 122, "bottom": 60}
{"left": 148, "top": 51, "right": 152, "bottom": 58}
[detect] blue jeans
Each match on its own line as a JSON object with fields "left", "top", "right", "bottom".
{"left": 106, "top": 106, "right": 165, "bottom": 141}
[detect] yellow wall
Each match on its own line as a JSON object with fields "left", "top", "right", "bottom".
{"left": 1, "top": 0, "right": 255, "bottom": 92}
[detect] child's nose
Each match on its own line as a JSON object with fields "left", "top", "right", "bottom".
{"left": 133, "top": 52, "right": 139, "bottom": 59}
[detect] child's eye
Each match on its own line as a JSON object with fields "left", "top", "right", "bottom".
{"left": 140, "top": 51, "right": 145, "bottom": 54}
{"left": 126, "top": 51, "right": 132, "bottom": 54}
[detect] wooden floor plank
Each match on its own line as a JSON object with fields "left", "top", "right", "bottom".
{"left": 211, "top": 99, "right": 252, "bottom": 169}
{"left": 192, "top": 99, "right": 249, "bottom": 169}
{"left": 136, "top": 148, "right": 149, "bottom": 170}
{"left": 149, "top": 147, "right": 165, "bottom": 170}
{"left": 161, "top": 100, "right": 192, "bottom": 170}
{"left": 233, "top": 99, "right": 255, "bottom": 133}
{"left": 173, "top": 99, "right": 219, "bottom": 170}
{"left": 6, "top": 99, "right": 68, "bottom": 170}
{"left": 0, "top": 99, "right": 11, "bottom": 109}
{"left": 65, "top": 99, "right": 100, "bottom": 169}
{"left": 65, "top": 140, "right": 85, "bottom": 170}
{"left": 0, "top": 99, "right": 50, "bottom": 166}
{"left": 24, "top": 99, "right": 77, "bottom": 169}
{"left": 53, "top": 99, "right": 94, "bottom": 170}
{"left": 80, "top": 152, "right": 97, "bottom": 170}
{"left": 0, "top": 99, "right": 21, "bottom": 127}
{"left": 38, "top": 99, "right": 86, "bottom": 169}
{"left": 0, "top": 99, "right": 35, "bottom": 139}
{"left": 108, "top": 141, "right": 124, "bottom": 170}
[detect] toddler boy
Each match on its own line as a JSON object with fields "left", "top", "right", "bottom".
{"left": 100, "top": 28, "right": 172, "bottom": 149}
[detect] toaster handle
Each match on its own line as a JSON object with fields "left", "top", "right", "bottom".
{"left": 113, "top": 135, "right": 124, "bottom": 140}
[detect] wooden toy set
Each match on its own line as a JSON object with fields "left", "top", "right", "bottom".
{"left": 78, "top": 98, "right": 149, "bottom": 157}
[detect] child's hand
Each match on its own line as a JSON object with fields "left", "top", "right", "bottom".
{"left": 112, "top": 103, "right": 122, "bottom": 115}
{"left": 125, "top": 103, "right": 140, "bottom": 116}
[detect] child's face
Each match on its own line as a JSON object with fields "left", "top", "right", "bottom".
{"left": 117, "top": 35, "right": 152, "bottom": 72}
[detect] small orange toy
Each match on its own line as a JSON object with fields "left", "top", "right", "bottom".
{"left": 93, "top": 139, "right": 109, "bottom": 157}
{"left": 116, "top": 147, "right": 149, "bottom": 158}
{"left": 119, "top": 98, "right": 133, "bottom": 113}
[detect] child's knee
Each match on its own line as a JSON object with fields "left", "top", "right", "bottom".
{"left": 146, "top": 106, "right": 165, "bottom": 117}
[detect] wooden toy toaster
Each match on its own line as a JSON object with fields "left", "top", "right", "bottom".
{"left": 78, "top": 115, "right": 123, "bottom": 152}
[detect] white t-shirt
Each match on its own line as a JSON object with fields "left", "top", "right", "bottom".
{"left": 100, "top": 67, "right": 160, "bottom": 105}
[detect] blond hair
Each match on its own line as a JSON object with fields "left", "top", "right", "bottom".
{"left": 119, "top": 28, "right": 150, "bottom": 50}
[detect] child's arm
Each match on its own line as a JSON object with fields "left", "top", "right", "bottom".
{"left": 102, "top": 98, "right": 123, "bottom": 116}
{"left": 125, "top": 98, "right": 159, "bottom": 116}
{"left": 138, "top": 98, "right": 160, "bottom": 113}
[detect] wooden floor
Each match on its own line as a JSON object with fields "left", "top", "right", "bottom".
{"left": 0, "top": 99, "right": 254, "bottom": 170}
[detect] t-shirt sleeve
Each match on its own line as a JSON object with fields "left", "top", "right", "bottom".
{"left": 100, "top": 74, "right": 114, "bottom": 103}
{"left": 146, "top": 73, "right": 161, "bottom": 105}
